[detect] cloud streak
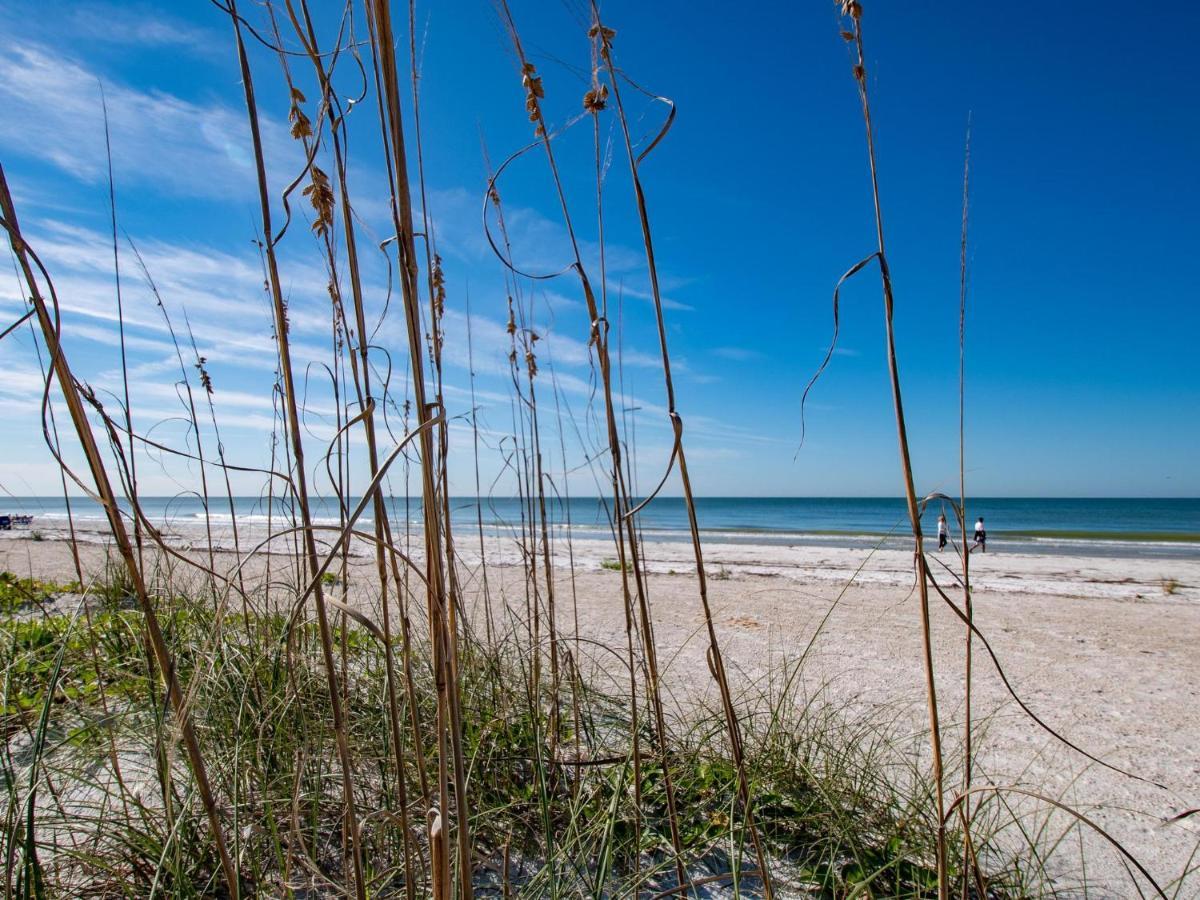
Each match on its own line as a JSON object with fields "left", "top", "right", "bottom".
{"left": 0, "top": 38, "right": 297, "bottom": 200}
{"left": 712, "top": 346, "right": 763, "bottom": 362}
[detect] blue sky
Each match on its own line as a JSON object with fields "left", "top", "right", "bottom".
{"left": 0, "top": 0, "right": 1196, "bottom": 499}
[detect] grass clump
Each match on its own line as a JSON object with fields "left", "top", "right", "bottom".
{"left": 1, "top": 610, "right": 145, "bottom": 720}
{"left": 0, "top": 571, "right": 79, "bottom": 615}
{"left": 0, "top": 566, "right": 1038, "bottom": 898}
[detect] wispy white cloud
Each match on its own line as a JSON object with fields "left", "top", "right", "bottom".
{"left": 712, "top": 346, "right": 763, "bottom": 362}
{"left": 415, "top": 305, "right": 664, "bottom": 384}
{"left": 65, "top": 3, "right": 221, "bottom": 52}
{"left": 0, "top": 219, "right": 341, "bottom": 371}
{"left": 605, "top": 278, "right": 694, "bottom": 313}
{"left": 0, "top": 39, "right": 297, "bottom": 199}
{"left": 428, "top": 186, "right": 695, "bottom": 313}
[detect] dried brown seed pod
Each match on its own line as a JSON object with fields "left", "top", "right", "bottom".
{"left": 302, "top": 166, "right": 335, "bottom": 236}
{"left": 288, "top": 87, "right": 312, "bottom": 140}
{"left": 583, "top": 84, "right": 609, "bottom": 113}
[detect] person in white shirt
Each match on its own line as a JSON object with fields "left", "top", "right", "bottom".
{"left": 937, "top": 512, "right": 948, "bottom": 550}
{"left": 973, "top": 516, "right": 986, "bottom": 553}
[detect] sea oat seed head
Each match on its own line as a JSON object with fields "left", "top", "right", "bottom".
{"left": 302, "top": 166, "right": 335, "bottom": 236}
{"left": 288, "top": 87, "right": 312, "bottom": 140}
{"left": 432, "top": 255, "right": 446, "bottom": 318}
{"left": 583, "top": 83, "right": 609, "bottom": 113}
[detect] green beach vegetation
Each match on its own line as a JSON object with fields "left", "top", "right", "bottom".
{"left": 2, "top": 566, "right": 1040, "bottom": 897}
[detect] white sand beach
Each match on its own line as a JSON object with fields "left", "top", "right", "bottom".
{"left": 3, "top": 530, "right": 1198, "bottom": 896}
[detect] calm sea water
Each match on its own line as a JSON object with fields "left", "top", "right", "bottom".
{"left": 3, "top": 496, "right": 1198, "bottom": 559}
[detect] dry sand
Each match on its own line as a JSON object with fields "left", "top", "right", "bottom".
{"left": 3, "top": 531, "right": 1198, "bottom": 896}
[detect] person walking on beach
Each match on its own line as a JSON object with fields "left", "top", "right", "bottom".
{"left": 973, "top": 516, "right": 986, "bottom": 553}
{"left": 937, "top": 512, "right": 948, "bottom": 551}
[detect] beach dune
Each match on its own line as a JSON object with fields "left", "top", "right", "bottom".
{"left": 2, "top": 526, "right": 1197, "bottom": 894}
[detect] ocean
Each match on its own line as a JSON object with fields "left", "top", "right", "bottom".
{"left": 2, "top": 496, "right": 1198, "bottom": 560}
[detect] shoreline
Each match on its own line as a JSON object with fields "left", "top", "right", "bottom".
{"left": 6, "top": 513, "right": 1200, "bottom": 565}
{"left": 4, "top": 495, "right": 1199, "bottom": 564}
{"left": 5, "top": 524, "right": 1197, "bottom": 604}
